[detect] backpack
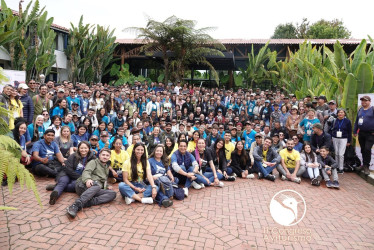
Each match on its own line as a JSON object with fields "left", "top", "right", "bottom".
{"left": 343, "top": 145, "right": 361, "bottom": 172}
{"left": 157, "top": 175, "right": 174, "bottom": 198}
{"left": 172, "top": 183, "right": 185, "bottom": 200}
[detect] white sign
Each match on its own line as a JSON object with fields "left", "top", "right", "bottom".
{"left": 356, "top": 93, "right": 374, "bottom": 170}
{"left": 0, "top": 69, "right": 26, "bottom": 92}
{"left": 269, "top": 189, "right": 306, "bottom": 227}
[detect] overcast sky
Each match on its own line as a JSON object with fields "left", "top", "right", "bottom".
{"left": 5, "top": 0, "right": 374, "bottom": 39}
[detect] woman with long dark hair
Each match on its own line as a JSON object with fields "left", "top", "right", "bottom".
{"left": 12, "top": 120, "right": 31, "bottom": 165}
{"left": 230, "top": 141, "right": 254, "bottom": 179}
{"left": 51, "top": 99, "right": 68, "bottom": 118}
{"left": 81, "top": 117, "right": 93, "bottom": 135}
{"left": 89, "top": 90, "right": 104, "bottom": 112}
{"left": 209, "top": 138, "right": 236, "bottom": 181}
{"left": 48, "top": 115, "right": 63, "bottom": 137}
{"left": 96, "top": 107, "right": 109, "bottom": 124}
{"left": 300, "top": 142, "right": 321, "bottom": 186}
{"left": 187, "top": 130, "right": 200, "bottom": 152}
{"left": 93, "top": 121, "right": 107, "bottom": 137}
{"left": 48, "top": 141, "right": 96, "bottom": 205}
{"left": 71, "top": 124, "right": 89, "bottom": 147}
{"left": 109, "top": 137, "right": 130, "bottom": 183}
{"left": 118, "top": 143, "right": 159, "bottom": 205}
{"left": 148, "top": 144, "right": 174, "bottom": 207}
{"left": 9, "top": 87, "right": 23, "bottom": 130}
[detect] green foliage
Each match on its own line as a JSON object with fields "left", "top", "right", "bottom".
{"left": 271, "top": 23, "right": 298, "bottom": 39}
{"left": 0, "top": 0, "right": 56, "bottom": 81}
{"left": 66, "top": 16, "right": 117, "bottom": 83}
{"left": 126, "top": 15, "right": 224, "bottom": 84}
{"left": 271, "top": 18, "right": 351, "bottom": 39}
{"left": 109, "top": 63, "right": 147, "bottom": 86}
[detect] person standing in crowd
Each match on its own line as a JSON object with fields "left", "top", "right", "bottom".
{"left": 8, "top": 86, "right": 23, "bottom": 130}
{"left": 66, "top": 148, "right": 116, "bottom": 218}
{"left": 354, "top": 95, "right": 374, "bottom": 175}
{"left": 32, "top": 84, "right": 51, "bottom": 121}
{"left": 299, "top": 109, "right": 320, "bottom": 142}
{"left": 27, "top": 79, "right": 38, "bottom": 98}
{"left": 18, "top": 84, "right": 34, "bottom": 125}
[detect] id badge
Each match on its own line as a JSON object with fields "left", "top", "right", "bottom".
{"left": 110, "top": 110, "right": 114, "bottom": 115}
{"left": 291, "top": 125, "right": 295, "bottom": 130}
{"left": 262, "top": 115, "right": 265, "bottom": 119}
{"left": 280, "top": 122, "right": 284, "bottom": 127}
{"left": 336, "top": 131, "right": 342, "bottom": 138}
{"left": 307, "top": 130, "right": 312, "bottom": 136}
{"left": 358, "top": 118, "right": 364, "bottom": 125}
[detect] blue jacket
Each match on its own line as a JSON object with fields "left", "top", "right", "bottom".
{"left": 331, "top": 117, "right": 352, "bottom": 143}
{"left": 20, "top": 94, "right": 34, "bottom": 124}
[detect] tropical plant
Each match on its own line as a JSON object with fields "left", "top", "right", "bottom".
{"left": 65, "top": 16, "right": 117, "bottom": 84}
{"left": 109, "top": 63, "right": 150, "bottom": 86}
{"left": 1, "top": 0, "right": 56, "bottom": 82}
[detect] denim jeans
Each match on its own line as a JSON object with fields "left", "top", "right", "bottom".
{"left": 173, "top": 165, "right": 199, "bottom": 188}
{"left": 197, "top": 171, "right": 224, "bottom": 186}
{"left": 54, "top": 175, "right": 76, "bottom": 196}
{"left": 254, "top": 160, "right": 278, "bottom": 177}
{"left": 277, "top": 165, "right": 306, "bottom": 178}
{"left": 118, "top": 182, "right": 160, "bottom": 199}
{"left": 206, "top": 166, "right": 233, "bottom": 176}
{"left": 108, "top": 170, "right": 123, "bottom": 183}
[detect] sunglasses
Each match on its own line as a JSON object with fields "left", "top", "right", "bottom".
{"left": 90, "top": 139, "right": 98, "bottom": 141}
{"left": 43, "top": 114, "right": 49, "bottom": 116}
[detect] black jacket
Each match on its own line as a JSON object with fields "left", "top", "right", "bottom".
{"left": 311, "top": 132, "right": 332, "bottom": 152}
{"left": 56, "top": 151, "right": 96, "bottom": 180}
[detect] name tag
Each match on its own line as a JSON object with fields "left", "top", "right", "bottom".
{"left": 336, "top": 131, "right": 342, "bottom": 138}
{"left": 358, "top": 118, "right": 363, "bottom": 125}
{"left": 262, "top": 115, "right": 265, "bottom": 119}
{"left": 291, "top": 125, "right": 295, "bottom": 130}
{"left": 307, "top": 130, "right": 312, "bottom": 136}
{"left": 280, "top": 122, "right": 284, "bottom": 127}
{"left": 110, "top": 110, "right": 114, "bottom": 115}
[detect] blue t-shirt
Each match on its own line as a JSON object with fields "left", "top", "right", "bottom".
{"left": 27, "top": 124, "right": 45, "bottom": 141}
{"left": 66, "top": 96, "right": 81, "bottom": 110}
{"left": 31, "top": 140, "right": 60, "bottom": 164}
{"left": 71, "top": 134, "right": 89, "bottom": 147}
{"left": 62, "top": 121, "right": 75, "bottom": 133}
{"left": 52, "top": 106, "right": 65, "bottom": 118}
{"left": 148, "top": 157, "right": 167, "bottom": 175}
{"left": 242, "top": 129, "right": 256, "bottom": 150}
{"left": 109, "top": 135, "right": 128, "bottom": 148}
{"left": 20, "top": 134, "right": 26, "bottom": 151}
{"left": 299, "top": 118, "right": 320, "bottom": 141}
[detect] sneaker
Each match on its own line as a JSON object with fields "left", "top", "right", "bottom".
{"left": 66, "top": 203, "right": 79, "bottom": 218}
{"left": 231, "top": 173, "right": 237, "bottom": 177}
{"left": 293, "top": 177, "right": 301, "bottom": 184}
{"left": 316, "top": 175, "right": 322, "bottom": 182}
{"left": 246, "top": 174, "right": 255, "bottom": 179}
{"left": 108, "top": 177, "right": 116, "bottom": 184}
{"left": 125, "top": 196, "right": 134, "bottom": 205}
{"left": 162, "top": 199, "right": 173, "bottom": 208}
{"left": 200, "top": 183, "right": 205, "bottom": 189}
{"left": 333, "top": 181, "right": 340, "bottom": 189}
{"left": 141, "top": 197, "right": 153, "bottom": 204}
{"left": 49, "top": 191, "right": 59, "bottom": 205}
{"left": 326, "top": 180, "right": 333, "bottom": 188}
{"left": 225, "top": 176, "right": 236, "bottom": 181}
{"left": 281, "top": 175, "right": 287, "bottom": 181}
{"left": 337, "top": 169, "right": 344, "bottom": 174}
{"left": 257, "top": 172, "right": 263, "bottom": 179}
{"left": 191, "top": 181, "right": 202, "bottom": 190}
{"left": 311, "top": 178, "right": 319, "bottom": 186}
{"left": 265, "top": 174, "right": 276, "bottom": 182}
{"left": 45, "top": 184, "right": 56, "bottom": 191}
{"left": 363, "top": 165, "right": 370, "bottom": 176}
{"left": 214, "top": 181, "right": 224, "bottom": 188}
{"left": 183, "top": 187, "right": 189, "bottom": 197}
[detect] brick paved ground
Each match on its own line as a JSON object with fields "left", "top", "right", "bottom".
{"left": 1, "top": 172, "right": 374, "bottom": 249}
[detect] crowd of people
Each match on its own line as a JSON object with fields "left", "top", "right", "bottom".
{"left": 1, "top": 79, "right": 373, "bottom": 219}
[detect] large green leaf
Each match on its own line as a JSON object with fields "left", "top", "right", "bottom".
{"left": 350, "top": 39, "right": 367, "bottom": 75}
{"left": 356, "top": 62, "right": 373, "bottom": 94}
{"left": 341, "top": 73, "right": 357, "bottom": 110}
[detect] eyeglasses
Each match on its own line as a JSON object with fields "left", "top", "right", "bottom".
{"left": 43, "top": 114, "right": 49, "bottom": 116}
{"left": 90, "top": 139, "right": 98, "bottom": 141}
{"left": 293, "top": 137, "right": 298, "bottom": 140}
{"left": 101, "top": 135, "right": 108, "bottom": 137}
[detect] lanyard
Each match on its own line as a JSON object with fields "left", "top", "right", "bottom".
{"left": 337, "top": 119, "right": 344, "bottom": 130}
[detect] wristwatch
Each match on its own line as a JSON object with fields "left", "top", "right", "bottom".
{"left": 152, "top": 185, "right": 157, "bottom": 189}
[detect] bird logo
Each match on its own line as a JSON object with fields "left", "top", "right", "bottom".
{"left": 270, "top": 190, "right": 306, "bottom": 226}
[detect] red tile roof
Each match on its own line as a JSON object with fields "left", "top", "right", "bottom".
{"left": 116, "top": 38, "right": 368, "bottom": 45}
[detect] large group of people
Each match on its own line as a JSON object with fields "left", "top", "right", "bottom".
{"left": 1, "top": 79, "right": 373, "bottom": 219}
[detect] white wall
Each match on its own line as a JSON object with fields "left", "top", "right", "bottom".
{"left": 53, "top": 50, "right": 67, "bottom": 69}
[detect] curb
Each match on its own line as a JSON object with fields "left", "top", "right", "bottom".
{"left": 357, "top": 171, "right": 374, "bottom": 186}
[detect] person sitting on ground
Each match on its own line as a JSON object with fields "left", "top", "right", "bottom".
{"left": 187, "top": 130, "right": 200, "bottom": 152}
{"left": 31, "top": 129, "right": 65, "bottom": 178}
{"left": 27, "top": 115, "right": 45, "bottom": 143}
{"left": 209, "top": 138, "right": 236, "bottom": 181}
{"left": 318, "top": 146, "right": 339, "bottom": 189}
{"left": 250, "top": 134, "right": 263, "bottom": 167}
{"left": 147, "top": 126, "right": 163, "bottom": 155}
{"left": 230, "top": 141, "right": 255, "bottom": 179}
{"left": 148, "top": 144, "right": 174, "bottom": 207}
{"left": 48, "top": 141, "right": 96, "bottom": 205}
{"left": 271, "top": 133, "right": 283, "bottom": 153}
{"left": 311, "top": 123, "right": 332, "bottom": 153}
{"left": 253, "top": 136, "right": 280, "bottom": 182}
{"left": 89, "top": 135, "right": 100, "bottom": 156}
{"left": 66, "top": 148, "right": 117, "bottom": 218}
{"left": 300, "top": 142, "right": 321, "bottom": 186}
{"left": 98, "top": 131, "right": 110, "bottom": 150}
{"left": 223, "top": 132, "right": 235, "bottom": 170}
{"left": 109, "top": 137, "right": 130, "bottom": 183}
{"left": 54, "top": 126, "right": 74, "bottom": 160}
{"left": 71, "top": 124, "right": 89, "bottom": 148}
{"left": 277, "top": 139, "right": 305, "bottom": 183}
{"left": 170, "top": 140, "right": 201, "bottom": 196}
{"left": 191, "top": 138, "right": 224, "bottom": 188}
{"left": 118, "top": 143, "right": 159, "bottom": 205}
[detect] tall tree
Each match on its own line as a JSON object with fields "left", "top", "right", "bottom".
{"left": 271, "top": 23, "right": 297, "bottom": 39}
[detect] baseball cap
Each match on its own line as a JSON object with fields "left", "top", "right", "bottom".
{"left": 18, "top": 83, "right": 29, "bottom": 89}
{"left": 100, "top": 131, "right": 109, "bottom": 137}
{"left": 58, "top": 89, "right": 65, "bottom": 93}
{"left": 360, "top": 96, "right": 371, "bottom": 101}
{"left": 328, "top": 100, "right": 336, "bottom": 105}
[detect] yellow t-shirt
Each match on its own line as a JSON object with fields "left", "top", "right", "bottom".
{"left": 122, "top": 159, "right": 151, "bottom": 182}
{"left": 225, "top": 142, "right": 235, "bottom": 160}
{"left": 110, "top": 150, "right": 129, "bottom": 170}
{"left": 262, "top": 149, "right": 268, "bottom": 161}
{"left": 187, "top": 141, "right": 197, "bottom": 152}
{"left": 9, "top": 99, "right": 23, "bottom": 130}
{"left": 279, "top": 148, "right": 300, "bottom": 169}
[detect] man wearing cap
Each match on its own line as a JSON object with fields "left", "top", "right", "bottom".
{"left": 354, "top": 95, "right": 374, "bottom": 175}
{"left": 270, "top": 103, "right": 281, "bottom": 129}
{"left": 324, "top": 100, "right": 338, "bottom": 134}
{"left": 214, "top": 109, "right": 225, "bottom": 124}
{"left": 66, "top": 89, "right": 80, "bottom": 111}
{"left": 31, "top": 129, "right": 65, "bottom": 177}
{"left": 71, "top": 102, "right": 82, "bottom": 118}
{"left": 311, "top": 123, "right": 332, "bottom": 153}
{"left": 18, "top": 83, "right": 34, "bottom": 125}
{"left": 111, "top": 111, "right": 125, "bottom": 130}
{"left": 316, "top": 95, "right": 329, "bottom": 114}
{"left": 52, "top": 88, "right": 66, "bottom": 106}
{"left": 80, "top": 90, "right": 90, "bottom": 116}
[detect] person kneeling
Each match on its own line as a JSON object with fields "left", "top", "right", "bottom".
{"left": 66, "top": 148, "right": 117, "bottom": 218}
{"left": 118, "top": 143, "right": 159, "bottom": 205}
